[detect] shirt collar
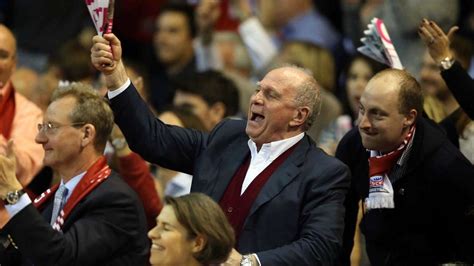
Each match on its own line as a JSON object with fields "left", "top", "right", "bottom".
{"left": 247, "top": 133, "right": 304, "bottom": 162}
{"left": 61, "top": 171, "right": 86, "bottom": 202}
{"left": 169, "top": 172, "right": 192, "bottom": 188}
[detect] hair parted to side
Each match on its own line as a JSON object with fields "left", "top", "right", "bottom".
{"left": 373, "top": 68, "right": 424, "bottom": 118}
{"left": 165, "top": 193, "right": 235, "bottom": 265}
{"left": 51, "top": 82, "right": 114, "bottom": 152}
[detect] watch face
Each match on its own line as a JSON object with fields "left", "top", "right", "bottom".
{"left": 6, "top": 191, "right": 19, "bottom": 204}
{"left": 440, "top": 58, "right": 454, "bottom": 70}
{"left": 5, "top": 190, "right": 23, "bottom": 205}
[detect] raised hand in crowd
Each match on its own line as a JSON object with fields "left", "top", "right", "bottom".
{"left": 418, "top": 19, "right": 474, "bottom": 120}
{"left": 91, "top": 34, "right": 128, "bottom": 89}
{"left": 418, "top": 19, "right": 458, "bottom": 64}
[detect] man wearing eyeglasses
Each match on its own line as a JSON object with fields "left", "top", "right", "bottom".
{"left": 0, "top": 83, "right": 149, "bottom": 265}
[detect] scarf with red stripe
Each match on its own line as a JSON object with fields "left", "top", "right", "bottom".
{"left": 33, "top": 157, "right": 111, "bottom": 231}
{"left": 364, "top": 126, "right": 415, "bottom": 211}
{"left": 0, "top": 82, "right": 16, "bottom": 139}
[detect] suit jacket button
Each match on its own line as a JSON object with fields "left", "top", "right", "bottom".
{"left": 227, "top": 207, "right": 233, "bottom": 213}
{"left": 398, "top": 188, "right": 405, "bottom": 195}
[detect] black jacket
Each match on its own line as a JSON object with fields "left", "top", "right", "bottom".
{"left": 336, "top": 117, "right": 474, "bottom": 265}
{"left": 0, "top": 171, "right": 149, "bottom": 266}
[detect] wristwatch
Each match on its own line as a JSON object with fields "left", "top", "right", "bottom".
{"left": 439, "top": 57, "right": 455, "bottom": 70}
{"left": 240, "top": 254, "right": 253, "bottom": 266}
{"left": 3, "top": 190, "right": 25, "bottom": 205}
{"left": 111, "top": 138, "right": 127, "bottom": 151}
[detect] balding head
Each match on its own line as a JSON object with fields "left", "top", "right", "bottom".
{"left": 370, "top": 69, "right": 423, "bottom": 118}
{"left": 0, "top": 24, "right": 17, "bottom": 88}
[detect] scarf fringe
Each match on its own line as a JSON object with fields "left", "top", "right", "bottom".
{"left": 364, "top": 194, "right": 395, "bottom": 211}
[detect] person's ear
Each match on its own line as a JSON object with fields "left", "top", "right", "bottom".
{"left": 403, "top": 109, "right": 417, "bottom": 128}
{"left": 191, "top": 234, "right": 206, "bottom": 253}
{"left": 289, "top": 106, "right": 310, "bottom": 127}
{"left": 81, "top": 124, "right": 96, "bottom": 147}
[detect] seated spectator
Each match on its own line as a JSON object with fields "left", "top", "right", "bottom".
{"left": 0, "top": 24, "right": 43, "bottom": 189}
{"left": 148, "top": 193, "right": 235, "bottom": 266}
{"left": 0, "top": 24, "right": 43, "bottom": 228}
{"left": 318, "top": 55, "right": 386, "bottom": 155}
{"left": 173, "top": 70, "right": 241, "bottom": 131}
{"left": 0, "top": 83, "right": 149, "bottom": 265}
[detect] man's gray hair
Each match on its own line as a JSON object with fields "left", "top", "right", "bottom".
{"left": 290, "top": 66, "right": 322, "bottom": 130}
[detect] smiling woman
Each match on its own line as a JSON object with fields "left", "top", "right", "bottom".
{"left": 148, "top": 193, "right": 235, "bottom": 266}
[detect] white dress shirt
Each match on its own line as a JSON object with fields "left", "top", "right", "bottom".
{"left": 242, "top": 133, "right": 304, "bottom": 195}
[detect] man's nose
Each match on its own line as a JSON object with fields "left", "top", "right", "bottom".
{"left": 251, "top": 91, "right": 263, "bottom": 105}
{"left": 358, "top": 113, "right": 371, "bottom": 130}
{"left": 35, "top": 131, "right": 47, "bottom": 144}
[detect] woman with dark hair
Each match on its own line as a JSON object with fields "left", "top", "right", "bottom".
{"left": 318, "top": 54, "right": 386, "bottom": 155}
{"left": 148, "top": 193, "right": 235, "bottom": 266}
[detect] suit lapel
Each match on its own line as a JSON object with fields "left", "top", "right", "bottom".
{"left": 246, "top": 137, "right": 309, "bottom": 219}
{"left": 209, "top": 135, "right": 250, "bottom": 202}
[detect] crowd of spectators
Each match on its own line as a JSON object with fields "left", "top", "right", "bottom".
{"left": 0, "top": 0, "right": 473, "bottom": 265}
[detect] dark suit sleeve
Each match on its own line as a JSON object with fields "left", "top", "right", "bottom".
{"left": 441, "top": 61, "right": 474, "bottom": 119}
{"left": 2, "top": 187, "right": 147, "bottom": 266}
{"left": 335, "top": 129, "right": 361, "bottom": 265}
{"left": 256, "top": 162, "right": 351, "bottom": 265}
{"left": 109, "top": 83, "right": 208, "bottom": 174}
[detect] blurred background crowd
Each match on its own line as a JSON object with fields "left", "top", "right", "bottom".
{"left": 0, "top": 0, "right": 473, "bottom": 264}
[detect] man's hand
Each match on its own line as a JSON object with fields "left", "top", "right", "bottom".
{"left": 0, "top": 140, "right": 22, "bottom": 199}
{"left": 91, "top": 33, "right": 128, "bottom": 90}
{"left": 222, "top": 248, "right": 242, "bottom": 265}
{"left": 418, "top": 19, "right": 458, "bottom": 64}
{"left": 222, "top": 249, "right": 259, "bottom": 266}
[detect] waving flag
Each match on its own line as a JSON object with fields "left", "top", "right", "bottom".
{"left": 85, "top": 0, "right": 115, "bottom": 36}
{"left": 358, "top": 18, "right": 403, "bottom": 69}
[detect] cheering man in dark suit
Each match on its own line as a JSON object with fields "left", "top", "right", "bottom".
{"left": 336, "top": 69, "right": 474, "bottom": 265}
{"left": 92, "top": 33, "right": 350, "bottom": 266}
{"left": 0, "top": 83, "right": 149, "bottom": 265}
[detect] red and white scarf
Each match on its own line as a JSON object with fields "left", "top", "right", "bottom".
{"left": 34, "top": 157, "right": 111, "bottom": 231}
{"left": 364, "top": 126, "right": 415, "bottom": 211}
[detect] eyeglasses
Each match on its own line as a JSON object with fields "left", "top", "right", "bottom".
{"left": 37, "top": 122, "right": 86, "bottom": 135}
